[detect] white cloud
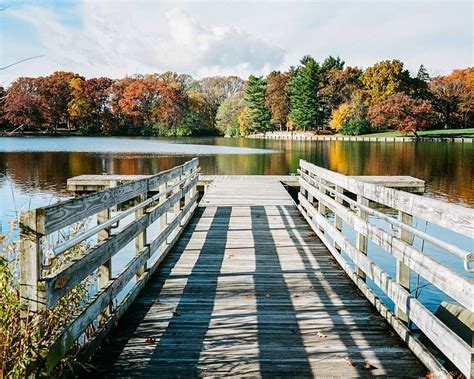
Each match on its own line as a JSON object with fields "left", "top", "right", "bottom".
{"left": 0, "top": 2, "right": 285, "bottom": 84}
{"left": 0, "top": 0, "right": 472, "bottom": 86}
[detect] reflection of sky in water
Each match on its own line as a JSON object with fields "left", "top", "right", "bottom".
{"left": 0, "top": 136, "right": 278, "bottom": 155}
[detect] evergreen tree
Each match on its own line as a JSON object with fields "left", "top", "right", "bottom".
{"left": 414, "top": 64, "right": 431, "bottom": 99}
{"left": 288, "top": 55, "right": 323, "bottom": 131}
{"left": 417, "top": 64, "right": 430, "bottom": 82}
{"left": 244, "top": 75, "right": 273, "bottom": 133}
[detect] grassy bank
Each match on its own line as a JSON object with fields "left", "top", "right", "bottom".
{"left": 360, "top": 128, "right": 474, "bottom": 138}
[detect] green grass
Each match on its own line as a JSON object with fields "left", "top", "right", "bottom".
{"left": 346, "top": 128, "right": 474, "bottom": 138}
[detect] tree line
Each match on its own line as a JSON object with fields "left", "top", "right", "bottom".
{"left": 1, "top": 57, "right": 472, "bottom": 136}
{"left": 218, "top": 57, "right": 473, "bottom": 136}
{"left": 0, "top": 72, "right": 244, "bottom": 136}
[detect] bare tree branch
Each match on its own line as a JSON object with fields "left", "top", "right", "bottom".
{"left": 0, "top": 55, "right": 44, "bottom": 70}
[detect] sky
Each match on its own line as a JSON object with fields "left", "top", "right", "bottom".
{"left": 0, "top": 0, "right": 472, "bottom": 85}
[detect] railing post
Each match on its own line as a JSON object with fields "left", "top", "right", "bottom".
{"left": 159, "top": 181, "right": 170, "bottom": 249}
{"left": 317, "top": 178, "right": 327, "bottom": 234}
{"left": 135, "top": 193, "right": 147, "bottom": 278}
{"left": 396, "top": 211, "right": 413, "bottom": 323}
{"left": 333, "top": 185, "right": 344, "bottom": 252}
{"left": 356, "top": 195, "right": 369, "bottom": 280}
{"left": 19, "top": 209, "right": 46, "bottom": 315}
{"left": 97, "top": 206, "right": 111, "bottom": 319}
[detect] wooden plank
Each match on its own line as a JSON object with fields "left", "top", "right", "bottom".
{"left": 45, "top": 194, "right": 199, "bottom": 372}
{"left": 87, "top": 177, "right": 427, "bottom": 378}
{"left": 298, "top": 196, "right": 450, "bottom": 377}
{"left": 300, "top": 159, "right": 474, "bottom": 237}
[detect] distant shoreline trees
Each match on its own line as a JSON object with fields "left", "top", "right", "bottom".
{"left": 0, "top": 59, "right": 472, "bottom": 136}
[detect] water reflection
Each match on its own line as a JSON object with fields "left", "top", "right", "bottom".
{"left": 0, "top": 137, "right": 473, "bottom": 211}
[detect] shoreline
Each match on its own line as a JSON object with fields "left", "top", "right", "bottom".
{"left": 246, "top": 131, "right": 474, "bottom": 143}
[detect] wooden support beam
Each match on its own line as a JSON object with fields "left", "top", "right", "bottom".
{"left": 334, "top": 185, "right": 343, "bottom": 252}
{"left": 135, "top": 194, "right": 147, "bottom": 279}
{"left": 97, "top": 207, "right": 111, "bottom": 320}
{"left": 355, "top": 195, "right": 369, "bottom": 280}
{"left": 396, "top": 211, "right": 412, "bottom": 323}
{"left": 19, "top": 209, "right": 46, "bottom": 314}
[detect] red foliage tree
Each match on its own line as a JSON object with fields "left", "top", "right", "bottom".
{"left": 38, "top": 71, "right": 79, "bottom": 129}
{"left": 368, "top": 92, "right": 434, "bottom": 135}
{"left": 4, "top": 77, "right": 45, "bottom": 130}
{"left": 429, "top": 69, "right": 473, "bottom": 129}
{"left": 69, "top": 77, "right": 113, "bottom": 134}
{"left": 265, "top": 71, "right": 292, "bottom": 130}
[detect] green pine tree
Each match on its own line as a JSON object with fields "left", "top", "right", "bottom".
{"left": 244, "top": 75, "right": 273, "bottom": 133}
{"left": 288, "top": 55, "right": 323, "bottom": 131}
{"left": 416, "top": 64, "right": 430, "bottom": 82}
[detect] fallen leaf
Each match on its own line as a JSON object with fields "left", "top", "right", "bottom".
{"left": 363, "top": 363, "right": 377, "bottom": 370}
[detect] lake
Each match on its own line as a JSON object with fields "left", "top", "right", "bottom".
{"left": 1, "top": 136, "right": 472, "bottom": 312}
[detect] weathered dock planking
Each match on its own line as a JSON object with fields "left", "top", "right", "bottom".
{"left": 87, "top": 176, "right": 427, "bottom": 377}
{"left": 18, "top": 159, "right": 474, "bottom": 377}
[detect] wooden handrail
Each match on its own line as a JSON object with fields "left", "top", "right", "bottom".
{"left": 298, "top": 159, "right": 474, "bottom": 378}
{"left": 19, "top": 158, "right": 200, "bottom": 373}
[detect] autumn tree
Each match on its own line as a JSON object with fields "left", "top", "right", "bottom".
{"left": 320, "top": 66, "right": 362, "bottom": 124}
{"left": 429, "top": 68, "right": 473, "bottom": 129}
{"left": 0, "top": 86, "right": 6, "bottom": 130}
{"left": 329, "top": 103, "right": 351, "bottom": 131}
{"left": 288, "top": 56, "right": 323, "bottom": 130}
{"left": 158, "top": 71, "right": 194, "bottom": 92}
{"left": 154, "top": 84, "right": 187, "bottom": 133}
{"left": 265, "top": 71, "right": 292, "bottom": 131}
{"left": 69, "top": 77, "right": 113, "bottom": 134}
{"left": 118, "top": 77, "right": 163, "bottom": 128}
{"left": 215, "top": 92, "right": 245, "bottom": 136}
{"left": 4, "top": 77, "right": 45, "bottom": 130}
{"left": 195, "top": 76, "right": 245, "bottom": 120}
{"left": 244, "top": 75, "right": 273, "bottom": 133}
{"left": 361, "top": 60, "right": 412, "bottom": 106}
{"left": 368, "top": 93, "right": 434, "bottom": 135}
{"left": 38, "top": 71, "right": 79, "bottom": 130}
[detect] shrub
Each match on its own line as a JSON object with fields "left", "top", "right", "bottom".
{"left": 0, "top": 220, "right": 89, "bottom": 377}
{"left": 340, "top": 119, "right": 372, "bottom": 135}
{"left": 224, "top": 126, "right": 240, "bottom": 137}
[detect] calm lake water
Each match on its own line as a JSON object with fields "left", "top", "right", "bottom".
{"left": 0, "top": 136, "right": 472, "bottom": 312}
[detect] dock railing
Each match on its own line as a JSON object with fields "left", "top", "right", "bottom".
{"left": 298, "top": 159, "right": 474, "bottom": 377}
{"left": 19, "top": 158, "right": 200, "bottom": 373}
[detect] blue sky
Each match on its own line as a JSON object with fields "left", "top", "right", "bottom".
{"left": 0, "top": 0, "right": 472, "bottom": 85}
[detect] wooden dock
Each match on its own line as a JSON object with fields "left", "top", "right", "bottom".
{"left": 87, "top": 177, "right": 426, "bottom": 377}
{"left": 18, "top": 159, "right": 474, "bottom": 378}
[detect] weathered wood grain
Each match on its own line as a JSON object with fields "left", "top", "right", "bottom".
{"left": 87, "top": 178, "right": 426, "bottom": 378}
{"left": 300, "top": 159, "right": 474, "bottom": 237}
{"left": 43, "top": 158, "right": 197, "bottom": 234}
{"left": 299, "top": 178, "right": 474, "bottom": 311}
{"left": 299, "top": 194, "right": 471, "bottom": 376}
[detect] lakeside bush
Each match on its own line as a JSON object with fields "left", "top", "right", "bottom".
{"left": 0, "top": 221, "right": 89, "bottom": 377}
{"left": 340, "top": 119, "right": 372, "bottom": 135}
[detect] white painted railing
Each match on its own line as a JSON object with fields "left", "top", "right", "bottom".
{"left": 19, "top": 158, "right": 200, "bottom": 373}
{"left": 297, "top": 159, "right": 474, "bottom": 378}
